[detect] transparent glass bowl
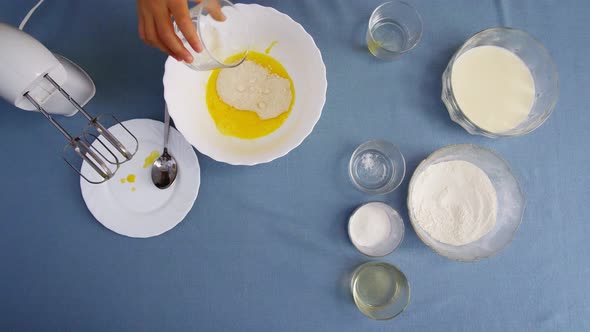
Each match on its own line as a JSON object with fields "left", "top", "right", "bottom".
{"left": 407, "top": 144, "right": 526, "bottom": 262}
{"left": 348, "top": 202, "right": 405, "bottom": 257}
{"left": 350, "top": 261, "right": 410, "bottom": 320}
{"left": 442, "top": 27, "right": 559, "bottom": 138}
{"left": 349, "top": 140, "right": 406, "bottom": 195}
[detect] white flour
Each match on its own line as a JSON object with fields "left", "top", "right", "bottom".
{"left": 216, "top": 60, "right": 292, "bottom": 120}
{"left": 410, "top": 160, "right": 497, "bottom": 246}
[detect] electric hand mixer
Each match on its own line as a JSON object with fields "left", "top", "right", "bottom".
{"left": 0, "top": 22, "right": 138, "bottom": 183}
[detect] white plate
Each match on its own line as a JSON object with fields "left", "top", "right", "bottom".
{"left": 164, "top": 4, "right": 327, "bottom": 165}
{"left": 80, "top": 119, "right": 200, "bottom": 238}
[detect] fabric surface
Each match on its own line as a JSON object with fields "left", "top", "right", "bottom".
{"left": 1, "top": 0, "right": 589, "bottom": 331}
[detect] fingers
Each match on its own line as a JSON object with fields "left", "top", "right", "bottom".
{"left": 139, "top": 5, "right": 173, "bottom": 60}
{"left": 192, "top": 0, "right": 226, "bottom": 21}
{"left": 169, "top": 0, "right": 202, "bottom": 53}
{"left": 137, "top": 2, "right": 146, "bottom": 41}
{"left": 136, "top": 0, "right": 226, "bottom": 61}
{"left": 143, "top": 14, "right": 177, "bottom": 60}
{"left": 138, "top": 12, "right": 146, "bottom": 42}
{"left": 206, "top": 0, "right": 226, "bottom": 22}
{"left": 138, "top": 0, "right": 177, "bottom": 60}
{"left": 153, "top": 5, "right": 194, "bottom": 63}
{"left": 137, "top": 0, "right": 193, "bottom": 62}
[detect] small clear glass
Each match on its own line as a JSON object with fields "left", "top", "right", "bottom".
{"left": 351, "top": 262, "right": 410, "bottom": 320}
{"left": 348, "top": 202, "right": 405, "bottom": 257}
{"left": 174, "top": 0, "right": 252, "bottom": 71}
{"left": 442, "top": 27, "right": 559, "bottom": 137}
{"left": 366, "top": 1, "right": 423, "bottom": 60}
{"left": 349, "top": 140, "right": 406, "bottom": 195}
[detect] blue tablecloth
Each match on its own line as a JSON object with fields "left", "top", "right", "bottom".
{"left": 1, "top": 1, "right": 589, "bottom": 331}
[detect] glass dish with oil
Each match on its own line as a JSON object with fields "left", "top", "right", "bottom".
{"left": 350, "top": 261, "right": 410, "bottom": 320}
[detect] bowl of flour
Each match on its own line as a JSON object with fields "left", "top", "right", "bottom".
{"left": 407, "top": 144, "right": 525, "bottom": 261}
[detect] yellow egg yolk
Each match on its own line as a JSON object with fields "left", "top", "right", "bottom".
{"left": 143, "top": 150, "right": 161, "bottom": 168}
{"left": 206, "top": 51, "right": 295, "bottom": 139}
{"left": 126, "top": 174, "right": 136, "bottom": 183}
{"left": 265, "top": 41, "right": 279, "bottom": 54}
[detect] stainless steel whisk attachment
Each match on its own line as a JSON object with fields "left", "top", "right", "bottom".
{"left": 24, "top": 74, "right": 138, "bottom": 184}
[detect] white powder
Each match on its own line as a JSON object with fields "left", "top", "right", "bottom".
{"left": 349, "top": 203, "right": 392, "bottom": 248}
{"left": 216, "top": 60, "right": 292, "bottom": 120}
{"left": 410, "top": 160, "right": 497, "bottom": 246}
{"left": 361, "top": 153, "right": 376, "bottom": 170}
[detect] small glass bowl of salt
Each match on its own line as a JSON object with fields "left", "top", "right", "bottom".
{"left": 349, "top": 140, "right": 406, "bottom": 195}
{"left": 348, "top": 202, "right": 405, "bottom": 257}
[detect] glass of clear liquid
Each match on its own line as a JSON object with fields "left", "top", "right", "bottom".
{"left": 350, "top": 261, "right": 410, "bottom": 320}
{"left": 366, "top": 1, "right": 423, "bottom": 60}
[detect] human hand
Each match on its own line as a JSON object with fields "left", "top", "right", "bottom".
{"left": 137, "top": 0, "right": 226, "bottom": 62}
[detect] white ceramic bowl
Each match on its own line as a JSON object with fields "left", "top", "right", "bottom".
{"left": 407, "top": 144, "right": 526, "bottom": 262}
{"left": 164, "top": 4, "right": 327, "bottom": 165}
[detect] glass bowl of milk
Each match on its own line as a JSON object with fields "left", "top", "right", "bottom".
{"left": 442, "top": 27, "right": 559, "bottom": 137}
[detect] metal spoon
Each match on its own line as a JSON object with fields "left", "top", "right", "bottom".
{"left": 151, "top": 106, "right": 178, "bottom": 189}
